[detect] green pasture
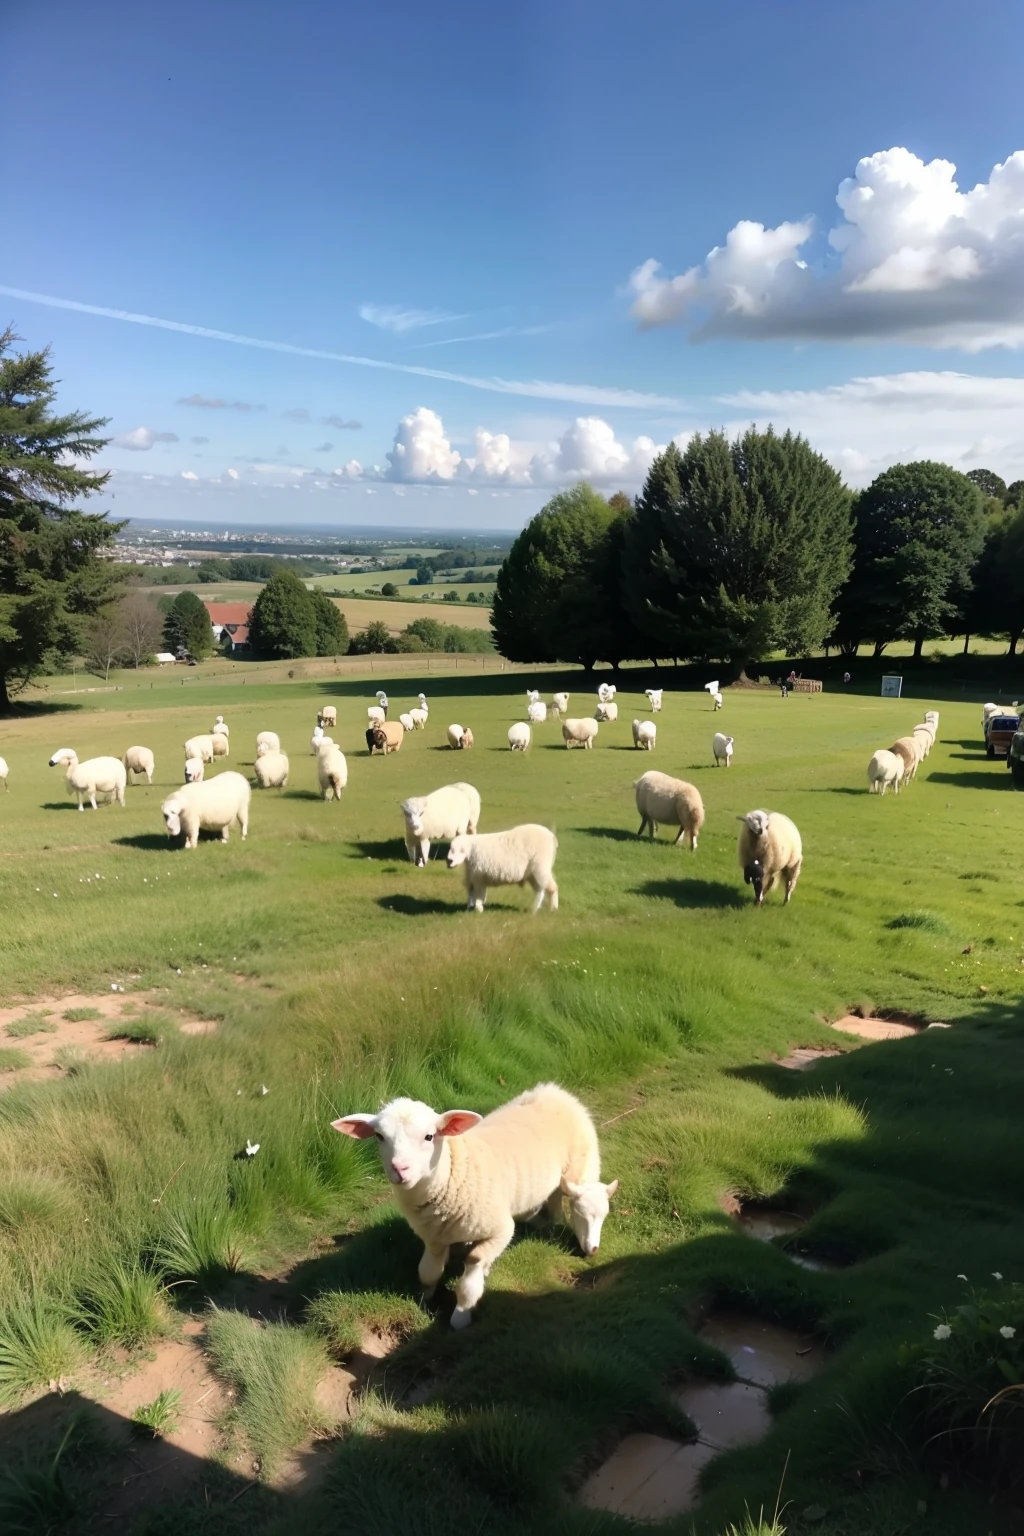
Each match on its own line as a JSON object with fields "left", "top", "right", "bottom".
{"left": 0, "top": 672, "right": 1022, "bottom": 1534}
{"left": 138, "top": 582, "right": 494, "bottom": 631}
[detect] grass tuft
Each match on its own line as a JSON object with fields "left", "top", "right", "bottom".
{"left": 131, "top": 1388, "right": 182, "bottom": 1438}
{"left": 104, "top": 1014, "right": 169, "bottom": 1045}
{"left": 205, "top": 1309, "right": 332, "bottom": 1473}
{"left": 0, "top": 1046, "right": 30, "bottom": 1073}
{"left": 885, "top": 911, "right": 949, "bottom": 933}
{"left": 62, "top": 1006, "right": 103, "bottom": 1022}
{"left": 0, "top": 1173, "right": 75, "bottom": 1232}
{"left": 151, "top": 1193, "right": 244, "bottom": 1287}
{"left": 0, "top": 1300, "right": 84, "bottom": 1405}
{"left": 72, "top": 1261, "right": 171, "bottom": 1349}
{"left": 5, "top": 1015, "right": 58, "bottom": 1039}
{"left": 305, "top": 1289, "right": 428, "bottom": 1356}
{"left": 0, "top": 1427, "right": 76, "bottom": 1533}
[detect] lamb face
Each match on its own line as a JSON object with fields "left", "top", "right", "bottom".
{"left": 163, "top": 803, "right": 183, "bottom": 838}
{"left": 563, "top": 1177, "right": 619, "bottom": 1256}
{"left": 446, "top": 836, "right": 470, "bottom": 869}
{"left": 331, "top": 1099, "right": 481, "bottom": 1188}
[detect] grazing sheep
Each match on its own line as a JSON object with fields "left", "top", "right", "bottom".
{"left": 912, "top": 724, "right": 935, "bottom": 758}
{"left": 597, "top": 682, "right": 616, "bottom": 702}
{"left": 211, "top": 733, "right": 229, "bottom": 758}
{"left": 184, "top": 734, "right": 217, "bottom": 764}
{"left": 924, "top": 710, "right": 939, "bottom": 730}
{"left": 595, "top": 701, "right": 618, "bottom": 723}
{"left": 712, "top": 691, "right": 723, "bottom": 710}
{"left": 508, "top": 722, "right": 531, "bottom": 752}
{"left": 868, "top": 749, "right": 902, "bottom": 795}
{"left": 310, "top": 726, "right": 325, "bottom": 755}
{"left": 562, "top": 717, "right": 599, "bottom": 749}
{"left": 211, "top": 716, "right": 229, "bottom": 737}
{"left": 634, "top": 770, "right": 704, "bottom": 849}
{"left": 447, "top": 724, "right": 465, "bottom": 749}
{"left": 0, "top": 756, "right": 7, "bottom": 792}
{"left": 409, "top": 707, "right": 429, "bottom": 730}
{"left": 527, "top": 700, "right": 547, "bottom": 724}
{"left": 461, "top": 727, "right": 474, "bottom": 749}
{"left": 161, "top": 772, "right": 251, "bottom": 848}
{"left": 319, "top": 705, "right": 337, "bottom": 729}
{"left": 447, "top": 824, "right": 558, "bottom": 913}
{"left": 317, "top": 741, "right": 348, "bottom": 801}
{"left": 368, "top": 706, "right": 386, "bottom": 725}
{"left": 48, "top": 748, "right": 127, "bottom": 811}
{"left": 256, "top": 731, "right": 280, "bottom": 758}
{"left": 417, "top": 693, "right": 428, "bottom": 709}
{"left": 712, "top": 731, "right": 734, "bottom": 767}
{"left": 184, "top": 755, "right": 204, "bottom": 784}
{"left": 736, "top": 809, "right": 802, "bottom": 906}
{"left": 890, "top": 736, "right": 920, "bottom": 785}
{"left": 632, "top": 719, "right": 656, "bottom": 751}
{"left": 122, "top": 746, "right": 155, "bottom": 785}
{"left": 399, "top": 712, "right": 415, "bottom": 732}
{"left": 331, "top": 1082, "right": 616, "bottom": 1329}
{"left": 375, "top": 691, "right": 389, "bottom": 717}
{"left": 253, "top": 750, "right": 290, "bottom": 789}
{"left": 645, "top": 687, "right": 663, "bottom": 712}
{"left": 526, "top": 689, "right": 541, "bottom": 705}
{"left": 552, "top": 692, "right": 570, "bottom": 713}
{"left": 370, "top": 720, "right": 404, "bottom": 755}
{"left": 401, "top": 782, "right": 481, "bottom": 866}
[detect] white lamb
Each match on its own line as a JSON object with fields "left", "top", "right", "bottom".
{"left": 597, "top": 682, "right": 616, "bottom": 702}
{"left": 375, "top": 691, "right": 389, "bottom": 716}
{"left": 526, "top": 689, "right": 540, "bottom": 704}
{"left": 399, "top": 713, "right": 415, "bottom": 732}
{"left": 634, "top": 771, "right": 703, "bottom": 849}
{"left": 0, "top": 756, "right": 7, "bottom": 791}
{"left": 713, "top": 732, "right": 734, "bottom": 767}
{"left": 256, "top": 731, "right": 281, "bottom": 758}
{"left": 527, "top": 701, "right": 547, "bottom": 724}
{"left": 331, "top": 1082, "right": 617, "bottom": 1329}
{"left": 737, "top": 809, "right": 803, "bottom": 906}
{"left": 912, "top": 724, "right": 935, "bottom": 758}
{"left": 211, "top": 733, "right": 229, "bottom": 758}
{"left": 595, "top": 701, "right": 618, "bottom": 723}
{"left": 162, "top": 772, "right": 251, "bottom": 848}
{"left": 253, "top": 750, "right": 290, "bottom": 789}
{"left": 447, "top": 824, "right": 558, "bottom": 913}
{"left": 49, "top": 748, "right": 127, "bottom": 811}
{"left": 867, "top": 749, "right": 902, "bottom": 795}
{"left": 552, "top": 692, "right": 570, "bottom": 714}
{"left": 310, "top": 726, "right": 325, "bottom": 755}
{"left": 712, "top": 691, "right": 723, "bottom": 710}
{"left": 319, "top": 705, "right": 337, "bottom": 729}
{"left": 211, "top": 717, "right": 229, "bottom": 737}
{"left": 317, "top": 741, "right": 348, "bottom": 802}
{"left": 409, "top": 708, "right": 429, "bottom": 730}
{"left": 122, "top": 746, "right": 155, "bottom": 784}
{"left": 184, "top": 734, "right": 217, "bottom": 764}
{"left": 368, "top": 706, "right": 386, "bottom": 725}
{"left": 645, "top": 688, "right": 663, "bottom": 712}
{"left": 447, "top": 723, "right": 465, "bottom": 749}
{"left": 401, "top": 782, "right": 481, "bottom": 866}
{"left": 417, "top": 693, "right": 428, "bottom": 709}
{"left": 184, "top": 755, "right": 204, "bottom": 784}
{"left": 562, "top": 717, "right": 599, "bottom": 749}
{"left": 508, "top": 722, "right": 531, "bottom": 752}
{"left": 632, "top": 719, "right": 656, "bottom": 750}
{"left": 924, "top": 710, "right": 939, "bottom": 730}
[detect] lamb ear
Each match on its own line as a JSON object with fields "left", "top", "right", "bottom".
{"left": 560, "top": 1177, "right": 582, "bottom": 1198}
{"left": 331, "top": 1114, "right": 378, "bottom": 1139}
{"left": 605, "top": 1179, "right": 619, "bottom": 1198}
{"left": 435, "top": 1110, "right": 482, "bottom": 1137}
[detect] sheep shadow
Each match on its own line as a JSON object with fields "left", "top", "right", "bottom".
{"left": 112, "top": 833, "right": 170, "bottom": 850}
{"left": 351, "top": 839, "right": 406, "bottom": 861}
{"left": 947, "top": 751, "right": 987, "bottom": 761}
{"left": 377, "top": 894, "right": 453, "bottom": 916}
{"left": 576, "top": 826, "right": 641, "bottom": 844}
{"left": 284, "top": 788, "right": 323, "bottom": 801}
{"left": 801, "top": 786, "right": 863, "bottom": 795}
{"left": 41, "top": 800, "right": 92, "bottom": 811}
{"left": 928, "top": 770, "right": 1011, "bottom": 790}
{"left": 635, "top": 877, "right": 746, "bottom": 909}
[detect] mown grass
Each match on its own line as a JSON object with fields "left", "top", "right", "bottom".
{"left": 0, "top": 667, "right": 1022, "bottom": 1531}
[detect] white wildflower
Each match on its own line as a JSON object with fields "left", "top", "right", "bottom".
{"left": 999, "top": 1326, "right": 1016, "bottom": 1340}
{"left": 957, "top": 1274, "right": 968, "bottom": 1281}
{"left": 245, "top": 1140, "right": 260, "bottom": 1157}
{"left": 993, "top": 1272, "right": 1003, "bottom": 1280}
{"left": 933, "top": 1324, "right": 952, "bottom": 1340}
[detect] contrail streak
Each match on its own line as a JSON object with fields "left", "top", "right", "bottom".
{"left": 0, "top": 285, "right": 684, "bottom": 411}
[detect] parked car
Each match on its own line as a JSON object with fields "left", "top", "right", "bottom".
{"left": 1008, "top": 730, "right": 1024, "bottom": 787}
{"left": 985, "top": 713, "right": 1020, "bottom": 758}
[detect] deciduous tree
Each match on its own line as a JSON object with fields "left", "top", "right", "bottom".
{"left": 163, "top": 590, "right": 214, "bottom": 659}
{"left": 310, "top": 589, "right": 349, "bottom": 656}
{"left": 248, "top": 569, "right": 316, "bottom": 658}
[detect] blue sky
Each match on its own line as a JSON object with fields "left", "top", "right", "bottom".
{"left": 4, "top": 0, "right": 1024, "bottom": 527}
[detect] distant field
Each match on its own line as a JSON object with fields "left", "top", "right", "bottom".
{"left": 139, "top": 584, "right": 493, "bottom": 632}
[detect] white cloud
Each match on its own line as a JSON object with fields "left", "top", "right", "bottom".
{"left": 180, "top": 470, "right": 199, "bottom": 480}
{"left": 113, "top": 426, "right": 179, "bottom": 450}
{"left": 386, "top": 407, "right": 462, "bottom": 481}
{"left": 226, "top": 467, "right": 239, "bottom": 480}
{"left": 331, "top": 459, "right": 364, "bottom": 480}
{"left": 628, "top": 146, "right": 1024, "bottom": 349}
{"left": 718, "top": 369, "right": 1024, "bottom": 485}
{"left": 359, "top": 303, "right": 466, "bottom": 333}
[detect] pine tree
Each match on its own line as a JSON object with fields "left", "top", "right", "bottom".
{"left": 0, "top": 328, "right": 120, "bottom": 709}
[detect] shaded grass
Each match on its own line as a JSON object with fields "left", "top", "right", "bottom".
{"left": 204, "top": 1309, "right": 332, "bottom": 1473}
{"left": 306, "top": 1289, "right": 429, "bottom": 1356}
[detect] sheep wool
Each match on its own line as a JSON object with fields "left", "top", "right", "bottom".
{"left": 461, "top": 727, "right": 474, "bottom": 749}
{"left": 508, "top": 722, "right": 531, "bottom": 752}
{"left": 0, "top": 756, "right": 7, "bottom": 791}
{"left": 552, "top": 692, "right": 570, "bottom": 713}
{"left": 912, "top": 725, "right": 935, "bottom": 758}
{"left": 595, "top": 700, "right": 618, "bottom": 723}
{"left": 409, "top": 708, "right": 429, "bottom": 730}
{"left": 253, "top": 750, "right": 290, "bottom": 790}
{"left": 890, "top": 737, "right": 920, "bottom": 784}
{"left": 162, "top": 772, "right": 251, "bottom": 848}
{"left": 122, "top": 745, "right": 155, "bottom": 784}
{"left": 211, "top": 719, "right": 229, "bottom": 737}
{"left": 447, "top": 823, "right": 558, "bottom": 913}
{"left": 645, "top": 687, "right": 663, "bottom": 712}
{"left": 561, "top": 717, "right": 599, "bottom": 749}
{"left": 527, "top": 701, "right": 547, "bottom": 724}
{"left": 370, "top": 720, "right": 404, "bottom": 755}
{"left": 447, "top": 724, "right": 465, "bottom": 749}
{"left": 631, "top": 719, "right": 656, "bottom": 751}
{"left": 712, "top": 732, "right": 734, "bottom": 767}
{"left": 310, "top": 727, "right": 325, "bottom": 755}
{"left": 49, "top": 749, "right": 127, "bottom": 812}
{"left": 211, "top": 733, "right": 230, "bottom": 758}
{"left": 317, "top": 742, "right": 348, "bottom": 801}
{"left": 399, "top": 713, "right": 415, "bottom": 732}
{"left": 184, "top": 734, "right": 217, "bottom": 764}
{"left": 634, "top": 771, "right": 704, "bottom": 849}
{"left": 255, "top": 731, "right": 281, "bottom": 758}
{"left": 331, "top": 1082, "right": 617, "bottom": 1329}
{"left": 401, "top": 781, "right": 481, "bottom": 866}
{"left": 867, "top": 749, "right": 902, "bottom": 795}
{"left": 184, "top": 755, "right": 205, "bottom": 783}
{"left": 367, "top": 706, "right": 386, "bottom": 725}
{"left": 737, "top": 809, "right": 803, "bottom": 906}
{"left": 319, "top": 706, "right": 337, "bottom": 729}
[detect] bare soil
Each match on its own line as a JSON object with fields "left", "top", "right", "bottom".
{"left": 0, "top": 992, "right": 216, "bottom": 1088}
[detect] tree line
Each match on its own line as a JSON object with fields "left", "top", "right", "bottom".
{"left": 492, "top": 430, "right": 1024, "bottom": 670}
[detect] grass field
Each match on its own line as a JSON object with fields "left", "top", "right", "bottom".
{"left": 0, "top": 670, "right": 1022, "bottom": 1533}
{"left": 139, "top": 583, "right": 494, "bottom": 633}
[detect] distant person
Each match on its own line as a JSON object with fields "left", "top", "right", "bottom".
{"left": 779, "top": 678, "right": 789, "bottom": 698}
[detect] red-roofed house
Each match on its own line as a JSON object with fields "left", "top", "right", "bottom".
{"left": 203, "top": 601, "right": 253, "bottom": 653}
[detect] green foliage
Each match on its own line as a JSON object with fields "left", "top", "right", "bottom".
{"left": 0, "top": 1046, "right": 30, "bottom": 1072}
{"left": 404, "top": 617, "right": 444, "bottom": 649}
{"left": 0, "top": 1299, "right": 84, "bottom": 1404}
{"left": 411, "top": 559, "right": 435, "bottom": 585}
{"left": 306, "top": 1290, "right": 428, "bottom": 1356}
{"left": 72, "top": 1261, "right": 170, "bottom": 1348}
{"left": 205, "top": 1310, "right": 332, "bottom": 1473}
{"left": 5, "top": 1013, "right": 57, "bottom": 1038}
{"left": 0, "top": 328, "right": 121, "bottom": 708}
{"left": 310, "top": 588, "right": 349, "bottom": 656}
{"left": 838, "top": 461, "right": 985, "bottom": 659}
{"left": 196, "top": 558, "right": 231, "bottom": 582}
{"left": 248, "top": 568, "right": 317, "bottom": 658}
{"left": 151, "top": 1192, "right": 244, "bottom": 1286}
{"left": 163, "top": 590, "right": 214, "bottom": 659}
{"left": 131, "top": 1388, "right": 183, "bottom": 1437}
{"left": 349, "top": 619, "right": 392, "bottom": 654}
{"left": 966, "top": 467, "right": 1008, "bottom": 503}
{"left": 624, "top": 428, "right": 853, "bottom": 664}
{"left": 380, "top": 581, "right": 398, "bottom": 596}
{"left": 62, "top": 1006, "right": 102, "bottom": 1022}
{"left": 963, "top": 504, "right": 1024, "bottom": 654}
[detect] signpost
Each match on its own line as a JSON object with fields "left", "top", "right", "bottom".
{"left": 881, "top": 675, "right": 903, "bottom": 698}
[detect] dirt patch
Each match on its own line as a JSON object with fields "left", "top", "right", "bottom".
{"left": 831, "top": 1007, "right": 950, "bottom": 1042}
{"left": 777, "top": 1046, "right": 844, "bottom": 1070}
{"left": 578, "top": 1433, "right": 716, "bottom": 1520}
{"left": 0, "top": 993, "right": 217, "bottom": 1089}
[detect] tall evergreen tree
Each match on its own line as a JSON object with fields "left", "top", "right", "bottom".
{"left": 0, "top": 328, "right": 120, "bottom": 709}
{"left": 623, "top": 428, "right": 853, "bottom": 665}
{"left": 163, "top": 590, "right": 214, "bottom": 658}
{"left": 310, "top": 588, "right": 349, "bottom": 656}
{"left": 248, "top": 568, "right": 317, "bottom": 658}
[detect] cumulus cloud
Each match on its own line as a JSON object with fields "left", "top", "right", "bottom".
{"left": 227, "top": 467, "right": 239, "bottom": 480}
{"left": 628, "top": 147, "right": 1024, "bottom": 350}
{"left": 321, "top": 415, "right": 361, "bottom": 430}
{"left": 112, "top": 426, "right": 179, "bottom": 450}
{"left": 177, "top": 393, "right": 265, "bottom": 410}
{"left": 359, "top": 303, "right": 466, "bottom": 333}
{"left": 180, "top": 470, "right": 199, "bottom": 480}
{"left": 386, "top": 407, "right": 462, "bottom": 481}
{"left": 282, "top": 407, "right": 311, "bottom": 421}
{"left": 717, "top": 369, "right": 1024, "bottom": 485}
{"left": 331, "top": 460, "right": 364, "bottom": 480}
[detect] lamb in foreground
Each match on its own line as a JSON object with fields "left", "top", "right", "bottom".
{"left": 253, "top": 750, "right": 290, "bottom": 789}
{"left": 634, "top": 771, "right": 703, "bottom": 849}
{"left": 369, "top": 720, "right": 404, "bottom": 754}
{"left": 868, "top": 749, "right": 902, "bottom": 795}
{"left": 122, "top": 746, "right": 155, "bottom": 785}
{"left": 317, "top": 740, "right": 348, "bottom": 801}
{"left": 712, "top": 731, "right": 733, "bottom": 767}
{"left": 401, "top": 781, "right": 480, "bottom": 866}
{"left": 256, "top": 731, "right": 281, "bottom": 758}
{"left": 737, "top": 809, "right": 802, "bottom": 906}
{"left": 562, "top": 717, "right": 599, "bottom": 749}
{"left": 161, "top": 772, "right": 251, "bottom": 848}
{"left": 447, "top": 824, "right": 558, "bottom": 913}
{"left": 632, "top": 719, "right": 656, "bottom": 750}
{"left": 331, "top": 1082, "right": 617, "bottom": 1329}
{"left": 49, "top": 748, "right": 127, "bottom": 811}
